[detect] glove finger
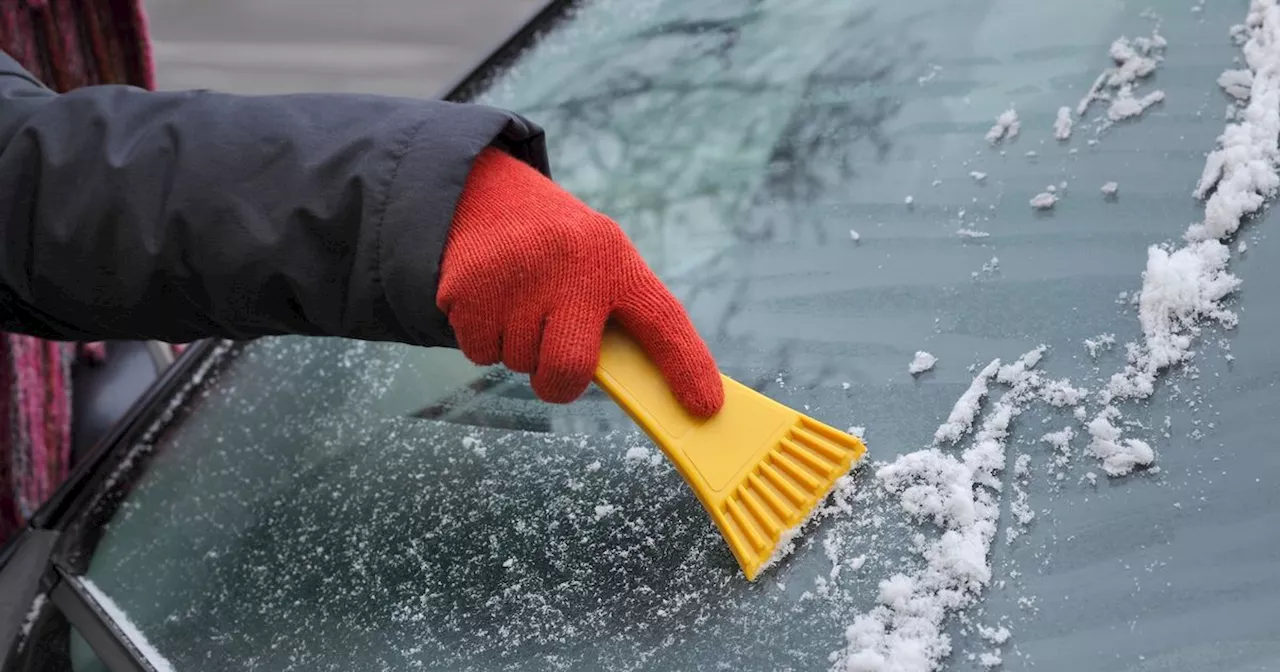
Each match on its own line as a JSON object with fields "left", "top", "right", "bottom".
{"left": 502, "top": 310, "right": 543, "bottom": 375}
{"left": 449, "top": 311, "right": 502, "bottom": 366}
{"left": 614, "top": 282, "right": 724, "bottom": 418}
{"left": 531, "top": 303, "right": 609, "bottom": 404}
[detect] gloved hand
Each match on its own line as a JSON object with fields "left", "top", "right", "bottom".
{"left": 437, "top": 148, "right": 725, "bottom": 417}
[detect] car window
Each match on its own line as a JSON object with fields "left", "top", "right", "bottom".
{"left": 72, "top": 0, "right": 1280, "bottom": 670}
{"left": 68, "top": 628, "right": 108, "bottom": 672}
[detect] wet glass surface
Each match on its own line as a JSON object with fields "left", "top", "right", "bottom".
{"left": 77, "top": 0, "right": 1280, "bottom": 670}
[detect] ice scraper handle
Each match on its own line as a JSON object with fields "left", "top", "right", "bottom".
{"left": 594, "top": 325, "right": 868, "bottom": 582}
{"left": 595, "top": 326, "right": 710, "bottom": 445}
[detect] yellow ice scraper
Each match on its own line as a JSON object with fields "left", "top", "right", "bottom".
{"left": 594, "top": 326, "right": 866, "bottom": 580}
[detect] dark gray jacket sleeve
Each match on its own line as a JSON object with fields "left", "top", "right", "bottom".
{"left": 0, "top": 51, "right": 548, "bottom": 346}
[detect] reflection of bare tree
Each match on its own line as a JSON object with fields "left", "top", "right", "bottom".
{"left": 756, "top": 27, "right": 906, "bottom": 245}
{"left": 633, "top": 11, "right": 754, "bottom": 56}
{"left": 530, "top": 9, "right": 912, "bottom": 221}
{"left": 563, "top": 16, "right": 899, "bottom": 221}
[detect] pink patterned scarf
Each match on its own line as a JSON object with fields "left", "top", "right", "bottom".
{"left": 0, "top": 0, "right": 155, "bottom": 545}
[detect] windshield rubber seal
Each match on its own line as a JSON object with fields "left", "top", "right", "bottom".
{"left": 434, "top": 0, "right": 580, "bottom": 102}
{"left": 0, "top": 529, "right": 58, "bottom": 671}
{"left": 47, "top": 568, "right": 149, "bottom": 672}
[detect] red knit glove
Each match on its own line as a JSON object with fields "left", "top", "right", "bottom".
{"left": 437, "top": 148, "right": 725, "bottom": 417}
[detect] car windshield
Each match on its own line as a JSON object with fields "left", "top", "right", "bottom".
{"left": 72, "top": 0, "right": 1280, "bottom": 670}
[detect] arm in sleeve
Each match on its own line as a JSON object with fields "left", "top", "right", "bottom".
{"left": 0, "top": 51, "right": 548, "bottom": 346}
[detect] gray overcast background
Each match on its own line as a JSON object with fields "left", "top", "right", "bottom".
{"left": 146, "top": 0, "right": 544, "bottom": 96}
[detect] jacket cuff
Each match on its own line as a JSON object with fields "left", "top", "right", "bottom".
{"left": 376, "top": 103, "right": 548, "bottom": 348}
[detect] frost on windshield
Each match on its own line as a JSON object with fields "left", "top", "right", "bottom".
{"left": 76, "top": 1, "right": 1280, "bottom": 671}
{"left": 86, "top": 402, "right": 903, "bottom": 671}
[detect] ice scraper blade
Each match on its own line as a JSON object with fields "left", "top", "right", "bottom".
{"left": 593, "top": 326, "right": 866, "bottom": 580}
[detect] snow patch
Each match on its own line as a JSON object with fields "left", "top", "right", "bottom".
{"left": 1041, "top": 427, "right": 1076, "bottom": 471}
{"left": 1054, "top": 106, "right": 1073, "bottom": 140}
{"left": 1108, "top": 86, "right": 1166, "bottom": 121}
{"left": 1190, "top": 6, "right": 1280, "bottom": 241}
{"left": 1040, "top": 379, "right": 1088, "bottom": 407}
{"left": 835, "top": 346, "right": 1060, "bottom": 670}
{"left": 462, "top": 435, "right": 485, "bottom": 458}
{"left": 1104, "top": 241, "right": 1241, "bottom": 402}
{"left": 593, "top": 503, "right": 617, "bottom": 520}
{"left": 909, "top": 351, "right": 938, "bottom": 375}
{"left": 1087, "top": 407, "right": 1156, "bottom": 477}
{"left": 934, "top": 359, "right": 1000, "bottom": 445}
{"left": 1078, "top": 28, "right": 1168, "bottom": 122}
{"left": 985, "top": 108, "right": 1020, "bottom": 144}
{"left": 18, "top": 593, "right": 45, "bottom": 644}
{"left": 823, "top": 532, "right": 842, "bottom": 570}
{"left": 1030, "top": 192, "right": 1058, "bottom": 209}
{"left": 624, "top": 446, "right": 651, "bottom": 462}
{"left": 1219, "top": 68, "right": 1254, "bottom": 100}
{"left": 978, "top": 624, "right": 1011, "bottom": 645}
{"left": 956, "top": 228, "right": 991, "bottom": 239}
{"left": 997, "top": 346, "right": 1045, "bottom": 385}
{"left": 1232, "top": 22, "right": 1251, "bottom": 46}
{"left": 1084, "top": 333, "right": 1117, "bottom": 357}
{"left": 1008, "top": 454, "right": 1035, "bottom": 540}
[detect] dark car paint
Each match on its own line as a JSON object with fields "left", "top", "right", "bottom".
{"left": 0, "top": 531, "right": 57, "bottom": 666}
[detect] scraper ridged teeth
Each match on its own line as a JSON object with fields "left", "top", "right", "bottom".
{"left": 721, "top": 418, "right": 864, "bottom": 563}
